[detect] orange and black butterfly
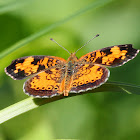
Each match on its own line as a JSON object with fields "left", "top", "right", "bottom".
{"left": 5, "top": 35, "right": 139, "bottom": 98}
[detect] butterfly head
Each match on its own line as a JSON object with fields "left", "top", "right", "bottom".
{"left": 67, "top": 52, "right": 78, "bottom": 62}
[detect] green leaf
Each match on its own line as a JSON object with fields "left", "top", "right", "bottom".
{"left": 0, "top": 81, "right": 139, "bottom": 124}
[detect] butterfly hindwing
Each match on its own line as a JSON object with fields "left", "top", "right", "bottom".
{"left": 70, "top": 63, "right": 110, "bottom": 93}
{"left": 24, "top": 67, "right": 65, "bottom": 98}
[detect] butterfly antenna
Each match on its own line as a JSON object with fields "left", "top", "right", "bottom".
{"left": 50, "top": 38, "right": 71, "bottom": 55}
{"left": 75, "top": 34, "right": 100, "bottom": 53}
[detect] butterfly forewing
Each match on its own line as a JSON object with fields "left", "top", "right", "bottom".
{"left": 79, "top": 44, "right": 139, "bottom": 67}
{"left": 5, "top": 55, "right": 66, "bottom": 80}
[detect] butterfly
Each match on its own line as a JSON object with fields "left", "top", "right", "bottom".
{"left": 5, "top": 35, "right": 139, "bottom": 98}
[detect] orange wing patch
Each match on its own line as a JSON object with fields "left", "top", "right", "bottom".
{"left": 24, "top": 68, "right": 65, "bottom": 98}
{"left": 14, "top": 57, "right": 39, "bottom": 75}
{"left": 70, "top": 64, "right": 110, "bottom": 93}
{"left": 101, "top": 46, "right": 128, "bottom": 65}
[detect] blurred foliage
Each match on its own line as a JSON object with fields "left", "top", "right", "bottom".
{"left": 0, "top": 0, "right": 140, "bottom": 140}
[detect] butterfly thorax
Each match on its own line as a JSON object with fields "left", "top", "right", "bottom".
{"left": 63, "top": 53, "right": 78, "bottom": 96}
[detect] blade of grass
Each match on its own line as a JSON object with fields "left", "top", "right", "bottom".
{"left": 0, "top": 81, "right": 140, "bottom": 124}
{"left": 0, "top": 0, "right": 34, "bottom": 15}
{"left": 0, "top": 0, "right": 114, "bottom": 59}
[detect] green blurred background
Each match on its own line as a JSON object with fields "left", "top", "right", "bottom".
{"left": 0, "top": 0, "right": 140, "bottom": 139}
